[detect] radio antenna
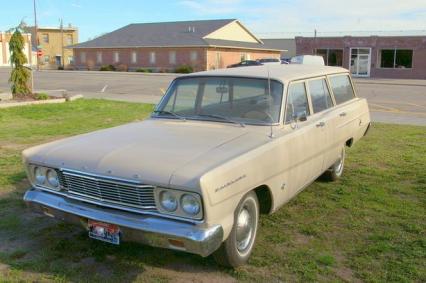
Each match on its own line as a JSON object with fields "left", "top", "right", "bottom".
{"left": 267, "top": 67, "right": 274, "bottom": 139}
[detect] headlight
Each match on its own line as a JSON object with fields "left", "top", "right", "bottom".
{"left": 46, "top": 169, "right": 60, "bottom": 189}
{"left": 159, "top": 191, "right": 178, "bottom": 212}
{"left": 34, "top": 167, "right": 46, "bottom": 185}
{"left": 181, "top": 194, "right": 200, "bottom": 215}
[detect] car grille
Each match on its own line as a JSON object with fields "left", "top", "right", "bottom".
{"left": 58, "top": 170, "right": 157, "bottom": 211}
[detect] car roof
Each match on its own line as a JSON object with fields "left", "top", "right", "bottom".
{"left": 180, "top": 64, "right": 349, "bottom": 83}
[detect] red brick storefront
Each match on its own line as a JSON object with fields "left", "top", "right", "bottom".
{"left": 73, "top": 47, "right": 280, "bottom": 72}
{"left": 296, "top": 36, "right": 426, "bottom": 79}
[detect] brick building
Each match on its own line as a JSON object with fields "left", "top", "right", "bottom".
{"left": 296, "top": 36, "right": 426, "bottom": 79}
{"left": 0, "top": 32, "right": 35, "bottom": 66}
{"left": 26, "top": 25, "right": 79, "bottom": 69}
{"left": 70, "top": 19, "right": 282, "bottom": 71}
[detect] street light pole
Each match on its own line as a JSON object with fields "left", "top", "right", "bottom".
{"left": 60, "top": 18, "right": 64, "bottom": 68}
{"left": 33, "top": 0, "right": 39, "bottom": 71}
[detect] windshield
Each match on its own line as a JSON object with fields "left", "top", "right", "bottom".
{"left": 154, "top": 76, "right": 284, "bottom": 125}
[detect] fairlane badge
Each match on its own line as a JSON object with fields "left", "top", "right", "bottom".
{"left": 215, "top": 174, "right": 247, "bottom": 193}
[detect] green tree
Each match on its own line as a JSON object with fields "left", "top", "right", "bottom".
{"left": 9, "top": 29, "right": 31, "bottom": 96}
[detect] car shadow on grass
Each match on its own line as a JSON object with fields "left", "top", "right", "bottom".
{"left": 0, "top": 179, "right": 234, "bottom": 282}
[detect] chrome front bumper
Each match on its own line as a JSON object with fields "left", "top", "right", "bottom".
{"left": 23, "top": 189, "right": 223, "bottom": 257}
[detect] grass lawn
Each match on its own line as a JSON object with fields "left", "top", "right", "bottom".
{"left": 0, "top": 99, "right": 424, "bottom": 282}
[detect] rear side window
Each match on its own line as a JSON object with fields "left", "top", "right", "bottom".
{"left": 308, "top": 78, "right": 333, "bottom": 113}
{"left": 329, "top": 75, "right": 355, "bottom": 104}
{"left": 285, "top": 82, "right": 310, "bottom": 123}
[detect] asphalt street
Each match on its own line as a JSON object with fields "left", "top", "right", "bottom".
{"left": 0, "top": 67, "right": 425, "bottom": 126}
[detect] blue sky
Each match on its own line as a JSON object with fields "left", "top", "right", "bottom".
{"left": 1, "top": 0, "right": 425, "bottom": 41}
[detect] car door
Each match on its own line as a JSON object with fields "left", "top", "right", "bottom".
{"left": 327, "top": 73, "right": 358, "bottom": 146}
{"left": 306, "top": 77, "right": 336, "bottom": 175}
{"left": 281, "top": 80, "right": 324, "bottom": 197}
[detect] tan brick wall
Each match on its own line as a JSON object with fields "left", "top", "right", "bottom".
{"left": 206, "top": 48, "right": 281, "bottom": 70}
{"left": 29, "top": 28, "right": 78, "bottom": 69}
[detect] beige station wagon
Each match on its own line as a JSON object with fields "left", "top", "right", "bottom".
{"left": 23, "top": 65, "right": 370, "bottom": 267}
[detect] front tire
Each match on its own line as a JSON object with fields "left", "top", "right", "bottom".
{"left": 322, "top": 146, "right": 345, "bottom": 181}
{"left": 213, "top": 191, "right": 259, "bottom": 267}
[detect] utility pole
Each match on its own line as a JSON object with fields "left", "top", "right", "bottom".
{"left": 314, "top": 29, "right": 317, "bottom": 55}
{"left": 60, "top": 18, "right": 64, "bottom": 68}
{"left": 33, "top": 0, "right": 39, "bottom": 71}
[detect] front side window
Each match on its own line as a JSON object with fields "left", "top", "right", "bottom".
{"left": 380, "top": 49, "right": 413, "bottom": 68}
{"left": 285, "top": 82, "right": 310, "bottom": 123}
{"left": 308, "top": 78, "right": 333, "bottom": 113}
{"left": 329, "top": 75, "right": 355, "bottom": 104}
{"left": 155, "top": 77, "right": 284, "bottom": 125}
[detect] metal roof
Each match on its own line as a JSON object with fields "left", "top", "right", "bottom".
{"left": 70, "top": 19, "right": 282, "bottom": 51}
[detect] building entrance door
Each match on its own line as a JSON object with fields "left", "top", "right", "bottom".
{"left": 55, "top": 55, "right": 62, "bottom": 66}
{"left": 350, "top": 48, "right": 371, "bottom": 77}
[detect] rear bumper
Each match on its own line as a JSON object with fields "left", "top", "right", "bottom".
{"left": 23, "top": 188, "right": 223, "bottom": 257}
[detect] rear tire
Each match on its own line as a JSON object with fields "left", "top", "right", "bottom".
{"left": 213, "top": 191, "right": 259, "bottom": 267}
{"left": 322, "top": 146, "right": 345, "bottom": 181}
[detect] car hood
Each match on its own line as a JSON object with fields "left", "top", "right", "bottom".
{"left": 23, "top": 119, "right": 269, "bottom": 191}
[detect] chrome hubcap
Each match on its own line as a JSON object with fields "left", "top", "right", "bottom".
{"left": 236, "top": 206, "right": 254, "bottom": 252}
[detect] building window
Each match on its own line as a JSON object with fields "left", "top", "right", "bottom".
{"left": 169, "top": 51, "right": 176, "bottom": 64}
{"left": 96, "top": 52, "right": 102, "bottom": 64}
{"left": 379, "top": 49, "right": 413, "bottom": 68}
{"left": 240, "top": 53, "right": 250, "bottom": 61}
{"left": 42, "top": 33, "right": 49, "bottom": 43}
{"left": 190, "top": 51, "right": 198, "bottom": 62}
{"left": 131, "top": 51, "right": 137, "bottom": 64}
{"left": 66, "top": 34, "right": 73, "bottom": 45}
{"left": 43, "top": 55, "right": 50, "bottom": 63}
{"left": 80, "top": 52, "right": 86, "bottom": 63}
{"left": 149, "top": 51, "right": 156, "bottom": 64}
{"left": 316, "top": 49, "right": 343, "bottom": 66}
{"left": 113, "top": 51, "right": 120, "bottom": 63}
{"left": 68, "top": 56, "right": 74, "bottom": 64}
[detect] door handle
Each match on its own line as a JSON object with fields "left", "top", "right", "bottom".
{"left": 316, "top": 121, "right": 325, "bottom": 127}
{"left": 339, "top": 112, "right": 347, "bottom": 117}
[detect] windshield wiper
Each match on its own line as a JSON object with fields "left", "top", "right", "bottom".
{"left": 196, "top": 114, "right": 245, "bottom": 127}
{"left": 152, "top": 110, "right": 186, "bottom": 121}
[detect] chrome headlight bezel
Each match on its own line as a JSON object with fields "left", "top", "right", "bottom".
{"left": 154, "top": 188, "right": 203, "bottom": 220}
{"left": 28, "top": 164, "right": 63, "bottom": 192}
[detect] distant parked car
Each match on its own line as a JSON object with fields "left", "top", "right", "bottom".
{"left": 290, "top": 55, "right": 325, "bottom": 65}
{"left": 227, "top": 60, "right": 262, "bottom": 68}
{"left": 258, "top": 58, "right": 281, "bottom": 65}
{"left": 281, "top": 58, "right": 290, "bottom": 64}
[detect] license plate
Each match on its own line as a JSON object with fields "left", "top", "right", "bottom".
{"left": 88, "top": 220, "right": 120, "bottom": 245}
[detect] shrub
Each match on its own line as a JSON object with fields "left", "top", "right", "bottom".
{"left": 8, "top": 29, "right": 30, "bottom": 96}
{"left": 174, "top": 65, "right": 193, "bottom": 74}
{"left": 57, "top": 66, "right": 64, "bottom": 70}
{"left": 35, "top": 92, "right": 49, "bottom": 100}
{"left": 99, "top": 64, "right": 116, "bottom": 71}
{"left": 115, "top": 64, "right": 128, "bottom": 72}
{"left": 135, "top": 68, "right": 153, "bottom": 73}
